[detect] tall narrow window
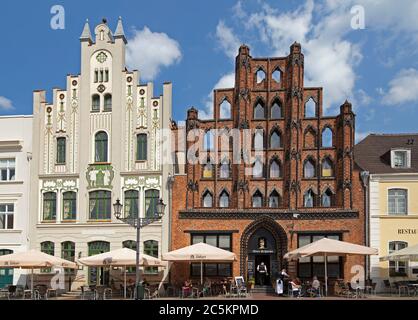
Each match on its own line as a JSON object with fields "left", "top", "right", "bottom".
{"left": 99, "top": 69, "right": 103, "bottom": 82}
{"left": 41, "top": 241, "right": 55, "bottom": 273}
{"left": 104, "top": 69, "right": 109, "bottom": 82}
{"left": 322, "top": 128, "right": 333, "bottom": 148}
{"left": 124, "top": 190, "right": 139, "bottom": 218}
{"left": 253, "top": 101, "right": 265, "bottom": 120}
{"left": 269, "top": 190, "right": 280, "bottom": 208}
{"left": 203, "top": 131, "right": 215, "bottom": 151}
{"left": 136, "top": 134, "right": 147, "bottom": 161}
{"left": 56, "top": 137, "right": 66, "bottom": 164}
{"left": 322, "top": 189, "right": 333, "bottom": 207}
{"left": 92, "top": 94, "right": 100, "bottom": 112}
{"left": 43, "top": 192, "right": 57, "bottom": 221}
{"left": 219, "top": 159, "right": 230, "bottom": 179}
{"left": 271, "top": 100, "right": 282, "bottom": 119}
{"left": 123, "top": 240, "right": 137, "bottom": 273}
{"left": 0, "top": 159, "right": 15, "bottom": 181}
{"left": 145, "top": 189, "right": 160, "bottom": 218}
{"left": 220, "top": 99, "right": 231, "bottom": 119}
{"left": 270, "top": 130, "right": 281, "bottom": 149}
{"left": 305, "top": 98, "right": 316, "bottom": 118}
{"left": 219, "top": 190, "right": 230, "bottom": 208}
{"left": 272, "top": 69, "right": 282, "bottom": 83}
{"left": 254, "top": 129, "right": 264, "bottom": 150}
{"left": 270, "top": 159, "right": 281, "bottom": 178}
{"left": 95, "top": 131, "right": 108, "bottom": 163}
{"left": 0, "top": 204, "right": 14, "bottom": 230}
{"left": 89, "top": 190, "right": 111, "bottom": 220}
{"left": 203, "top": 190, "right": 213, "bottom": 208}
{"left": 252, "top": 190, "right": 263, "bottom": 208}
{"left": 144, "top": 240, "right": 159, "bottom": 274}
{"left": 104, "top": 94, "right": 112, "bottom": 111}
{"left": 304, "top": 190, "right": 315, "bottom": 208}
{"left": 63, "top": 191, "right": 77, "bottom": 221}
{"left": 304, "top": 159, "right": 316, "bottom": 178}
{"left": 253, "top": 159, "right": 264, "bottom": 178}
{"left": 94, "top": 69, "right": 99, "bottom": 83}
{"left": 61, "top": 241, "right": 75, "bottom": 274}
{"left": 322, "top": 158, "right": 333, "bottom": 177}
{"left": 202, "top": 162, "right": 214, "bottom": 178}
{"left": 388, "top": 189, "right": 407, "bottom": 215}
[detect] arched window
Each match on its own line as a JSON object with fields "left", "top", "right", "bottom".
{"left": 252, "top": 190, "right": 263, "bottom": 208}
{"left": 61, "top": 241, "right": 75, "bottom": 274}
{"left": 253, "top": 129, "right": 264, "bottom": 150}
{"left": 304, "top": 159, "right": 316, "bottom": 178}
{"left": 203, "top": 130, "right": 215, "bottom": 151}
{"left": 203, "top": 190, "right": 213, "bottom": 208}
{"left": 322, "top": 158, "right": 333, "bottom": 177}
{"left": 304, "top": 189, "right": 315, "bottom": 208}
{"left": 41, "top": 241, "right": 54, "bottom": 256}
{"left": 305, "top": 98, "right": 316, "bottom": 118}
{"left": 304, "top": 128, "right": 317, "bottom": 148}
{"left": 219, "top": 190, "right": 230, "bottom": 208}
{"left": 124, "top": 190, "right": 139, "bottom": 218}
{"left": 253, "top": 101, "right": 265, "bottom": 120}
{"left": 43, "top": 192, "right": 57, "bottom": 221}
{"left": 56, "top": 137, "right": 66, "bottom": 164}
{"left": 104, "top": 94, "right": 112, "bottom": 111}
{"left": 63, "top": 191, "right": 77, "bottom": 221}
{"left": 95, "top": 131, "right": 108, "bottom": 163}
{"left": 322, "top": 127, "right": 333, "bottom": 148}
{"left": 272, "top": 69, "right": 282, "bottom": 83}
{"left": 92, "top": 94, "right": 100, "bottom": 112}
{"left": 270, "top": 130, "right": 281, "bottom": 149}
{"left": 202, "top": 161, "right": 214, "bottom": 178}
{"left": 269, "top": 190, "right": 280, "bottom": 208}
{"left": 219, "top": 158, "right": 230, "bottom": 179}
{"left": 145, "top": 189, "right": 160, "bottom": 218}
{"left": 256, "top": 69, "right": 266, "bottom": 83}
{"left": 89, "top": 190, "right": 111, "bottom": 220}
{"left": 220, "top": 99, "right": 231, "bottom": 119}
{"left": 271, "top": 100, "right": 282, "bottom": 119}
{"left": 322, "top": 189, "right": 333, "bottom": 207}
{"left": 253, "top": 158, "right": 264, "bottom": 178}
{"left": 123, "top": 240, "right": 137, "bottom": 250}
{"left": 270, "top": 159, "right": 281, "bottom": 178}
{"left": 137, "top": 134, "right": 147, "bottom": 161}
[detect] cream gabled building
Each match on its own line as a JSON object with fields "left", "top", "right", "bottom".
{"left": 29, "top": 18, "right": 172, "bottom": 289}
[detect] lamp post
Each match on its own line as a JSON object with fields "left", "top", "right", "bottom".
{"left": 113, "top": 197, "right": 166, "bottom": 300}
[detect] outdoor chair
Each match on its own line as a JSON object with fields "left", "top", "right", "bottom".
{"left": 383, "top": 280, "right": 396, "bottom": 295}
{"left": 7, "top": 285, "right": 17, "bottom": 300}
{"left": 290, "top": 282, "right": 302, "bottom": 298}
{"left": 94, "top": 286, "right": 112, "bottom": 300}
{"left": 34, "top": 285, "right": 48, "bottom": 300}
{"left": 395, "top": 282, "right": 410, "bottom": 297}
{"left": 80, "top": 286, "right": 95, "bottom": 300}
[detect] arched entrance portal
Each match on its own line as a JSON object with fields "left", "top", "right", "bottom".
{"left": 240, "top": 216, "right": 288, "bottom": 285}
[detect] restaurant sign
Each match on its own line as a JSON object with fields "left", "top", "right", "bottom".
{"left": 397, "top": 229, "right": 417, "bottom": 235}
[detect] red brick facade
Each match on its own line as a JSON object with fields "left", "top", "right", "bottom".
{"left": 170, "top": 43, "right": 365, "bottom": 288}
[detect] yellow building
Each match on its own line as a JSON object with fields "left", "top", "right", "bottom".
{"left": 356, "top": 134, "right": 418, "bottom": 292}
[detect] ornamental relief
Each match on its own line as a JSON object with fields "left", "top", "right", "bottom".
{"left": 42, "top": 179, "right": 78, "bottom": 192}
{"left": 123, "top": 176, "right": 161, "bottom": 189}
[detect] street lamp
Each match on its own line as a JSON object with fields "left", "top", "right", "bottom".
{"left": 113, "top": 197, "right": 166, "bottom": 300}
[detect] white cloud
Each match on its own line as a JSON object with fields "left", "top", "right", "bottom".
{"left": 0, "top": 96, "right": 13, "bottom": 110}
{"left": 126, "top": 26, "right": 182, "bottom": 81}
{"left": 215, "top": 21, "right": 241, "bottom": 60}
{"left": 355, "top": 131, "right": 370, "bottom": 143}
{"left": 357, "top": 89, "right": 372, "bottom": 106}
{"left": 199, "top": 72, "right": 235, "bottom": 120}
{"left": 382, "top": 68, "right": 418, "bottom": 105}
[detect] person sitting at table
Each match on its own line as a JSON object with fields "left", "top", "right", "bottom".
{"left": 141, "top": 278, "right": 150, "bottom": 288}
{"left": 307, "top": 276, "right": 321, "bottom": 297}
{"left": 203, "top": 278, "right": 212, "bottom": 296}
{"left": 182, "top": 279, "right": 192, "bottom": 298}
{"left": 290, "top": 277, "right": 302, "bottom": 297}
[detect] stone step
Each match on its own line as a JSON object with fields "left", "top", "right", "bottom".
{"left": 251, "top": 286, "right": 275, "bottom": 293}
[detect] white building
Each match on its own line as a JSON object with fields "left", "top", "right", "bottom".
{"left": 29, "top": 18, "right": 172, "bottom": 290}
{"left": 0, "top": 115, "right": 32, "bottom": 288}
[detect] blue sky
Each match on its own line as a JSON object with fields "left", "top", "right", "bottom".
{"left": 1, "top": 0, "right": 418, "bottom": 141}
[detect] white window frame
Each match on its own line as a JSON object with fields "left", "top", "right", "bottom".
{"left": 388, "top": 241, "right": 408, "bottom": 276}
{"left": 0, "top": 203, "right": 14, "bottom": 230}
{"left": 0, "top": 158, "right": 16, "bottom": 181}
{"left": 390, "top": 149, "right": 411, "bottom": 169}
{"left": 387, "top": 188, "right": 408, "bottom": 215}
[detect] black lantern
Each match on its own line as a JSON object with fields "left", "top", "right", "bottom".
{"left": 113, "top": 199, "right": 123, "bottom": 220}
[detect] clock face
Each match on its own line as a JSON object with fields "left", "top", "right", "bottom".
{"left": 96, "top": 52, "right": 108, "bottom": 64}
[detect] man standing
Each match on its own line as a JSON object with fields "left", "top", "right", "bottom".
{"left": 256, "top": 262, "right": 268, "bottom": 285}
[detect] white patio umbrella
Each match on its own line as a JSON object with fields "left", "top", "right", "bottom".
{"left": 0, "top": 249, "right": 77, "bottom": 294}
{"left": 380, "top": 243, "right": 418, "bottom": 262}
{"left": 284, "top": 238, "right": 378, "bottom": 296}
{"left": 162, "top": 242, "right": 236, "bottom": 285}
{"left": 77, "top": 248, "right": 166, "bottom": 298}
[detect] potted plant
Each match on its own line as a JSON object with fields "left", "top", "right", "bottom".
{"left": 248, "top": 277, "right": 255, "bottom": 289}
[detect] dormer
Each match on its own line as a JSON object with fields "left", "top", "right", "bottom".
{"left": 391, "top": 148, "right": 411, "bottom": 169}
{"left": 94, "top": 19, "right": 114, "bottom": 43}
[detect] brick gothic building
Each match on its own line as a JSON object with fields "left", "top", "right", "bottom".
{"left": 171, "top": 43, "right": 365, "bottom": 288}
